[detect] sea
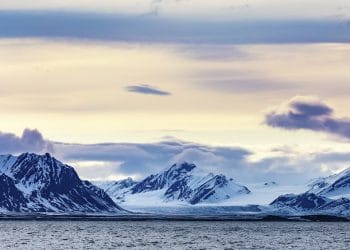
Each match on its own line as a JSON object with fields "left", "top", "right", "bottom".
{"left": 0, "top": 220, "right": 349, "bottom": 249}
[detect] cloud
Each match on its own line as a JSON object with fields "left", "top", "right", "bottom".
{"left": 0, "top": 11, "right": 350, "bottom": 44}
{"left": 125, "top": 84, "right": 171, "bottom": 96}
{"left": 1, "top": 128, "right": 349, "bottom": 184}
{"left": 190, "top": 68, "right": 297, "bottom": 93}
{"left": 0, "top": 128, "right": 53, "bottom": 154}
{"left": 52, "top": 138, "right": 350, "bottom": 184}
{"left": 53, "top": 140, "right": 251, "bottom": 180}
{"left": 265, "top": 96, "right": 350, "bottom": 139}
{"left": 175, "top": 44, "right": 249, "bottom": 61}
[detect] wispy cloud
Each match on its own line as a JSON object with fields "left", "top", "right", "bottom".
{"left": 266, "top": 96, "right": 350, "bottom": 139}
{"left": 125, "top": 84, "right": 171, "bottom": 96}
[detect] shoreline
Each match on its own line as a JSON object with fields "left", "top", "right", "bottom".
{"left": 0, "top": 214, "right": 348, "bottom": 222}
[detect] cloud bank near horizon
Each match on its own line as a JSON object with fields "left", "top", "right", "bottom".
{"left": 1, "top": 128, "right": 349, "bottom": 184}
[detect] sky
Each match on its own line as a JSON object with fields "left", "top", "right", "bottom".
{"left": 2, "top": 0, "right": 350, "bottom": 183}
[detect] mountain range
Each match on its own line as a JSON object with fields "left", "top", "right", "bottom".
{"left": 1, "top": 152, "right": 350, "bottom": 216}
{"left": 270, "top": 167, "right": 350, "bottom": 215}
{"left": 98, "top": 162, "right": 250, "bottom": 206}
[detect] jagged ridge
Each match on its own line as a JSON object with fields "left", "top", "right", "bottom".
{"left": 0, "top": 153, "right": 124, "bottom": 213}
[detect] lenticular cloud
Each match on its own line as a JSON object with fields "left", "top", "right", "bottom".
{"left": 265, "top": 96, "right": 350, "bottom": 139}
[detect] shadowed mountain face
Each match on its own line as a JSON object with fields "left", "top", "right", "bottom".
{"left": 0, "top": 153, "right": 124, "bottom": 213}
{"left": 270, "top": 191, "right": 350, "bottom": 215}
{"left": 270, "top": 193, "right": 331, "bottom": 210}
{"left": 0, "top": 174, "right": 28, "bottom": 212}
{"left": 100, "top": 162, "right": 251, "bottom": 205}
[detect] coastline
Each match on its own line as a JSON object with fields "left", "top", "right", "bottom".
{"left": 0, "top": 214, "right": 348, "bottom": 222}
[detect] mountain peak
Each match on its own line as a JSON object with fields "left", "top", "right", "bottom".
{"left": 102, "top": 162, "right": 250, "bottom": 205}
{"left": 0, "top": 153, "right": 124, "bottom": 213}
{"left": 166, "top": 162, "right": 196, "bottom": 173}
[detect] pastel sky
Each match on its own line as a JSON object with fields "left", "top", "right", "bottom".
{"left": 2, "top": 0, "right": 350, "bottom": 182}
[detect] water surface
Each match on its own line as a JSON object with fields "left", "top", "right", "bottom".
{"left": 1, "top": 220, "right": 349, "bottom": 249}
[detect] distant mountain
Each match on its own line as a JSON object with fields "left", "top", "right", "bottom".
{"left": 270, "top": 193, "right": 350, "bottom": 215}
{"left": 0, "top": 153, "right": 125, "bottom": 213}
{"left": 131, "top": 163, "right": 197, "bottom": 194}
{"left": 271, "top": 193, "right": 331, "bottom": 211}
{"left": 98, "top": 162, "right": 250, "bottom": 205}
{"left": 96, "top": 178, "right": 138, "bottom": 202}
{"left": 308, "top": 167, "right": 350, "bottom": 198}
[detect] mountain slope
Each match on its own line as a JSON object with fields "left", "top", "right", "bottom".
{"left": 99, "top": 162, "right": 251, "bottom": 206}
{"left": 0, "top": 174, "right": 28, "bottom": 212}
{"left": 0, "top": 153, "right": 124, "bottom": 213}
{"left": 308, "top": 167, "right": 350, "bottom": 198}
{"left": 131, "top": 163, "right": 196, "bottom": 194}
{"left": 270, "top": 192, "right": 350, "bottom": 215}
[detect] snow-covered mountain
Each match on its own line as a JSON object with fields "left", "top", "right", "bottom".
{"left": 270, "top": 193, "right": 350, "bottom": 215}
{"left": 270, "top": 168, "right": 350, "bottom": 215}
{"left": 96, "top": 177, "right": 138, "bottom": 203}
{"left": 2, "top": 152, "right": 349, "bottom": 216}
{"left": 307, "top": 167, "right": 350, "bottom": 198}
{"left": 0, "top": 153, "right": 124, "bottom": 214}
{"left": 97, "top": 162, "right": 251, "bottom": 206}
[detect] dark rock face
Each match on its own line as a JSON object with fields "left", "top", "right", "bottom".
{"left": 0, "top": 153, "right": 124, "bottom": 213}
{"left": 164, "top": 177, "right": 193, "bottom": 201}
{"left": 270, "top": 192, "right": 350, "bottom": 215}
{"left": 319, "top": 197, "right": 350, "bottom": 211}
{"left": 270, "top": 193, "right": 330, "bottom": 210}
{"left": 0, "top": 174, "right": 28, "bottom": 212}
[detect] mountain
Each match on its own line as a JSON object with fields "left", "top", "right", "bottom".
{"left": 270, "top": 192, "right": 350, "bottom": 215}
{"left": 0, "top": 174, "right": 28, "bottom": 212}
{"left": 96, "top": 178, "right": 138, "bottom": 202}
{"left": 98, "top": 162, "right": 251, "bottom": 205}
{"left": 271, "top": 193, "right": 331, "bottom": 211}
{"left": 307, "top": 167, "right": 350, "bottom": 198}
{"left": 131, "top": 163, "right": 196, "bottom": 194}
{"left": 0, "top": 153, "right": 125, "bottom": 213}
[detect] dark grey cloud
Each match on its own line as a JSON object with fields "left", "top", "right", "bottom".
{"left": 0, "top": 11, "right": 350, "bottom": 44}
{"left": 0, "top": 128, "right": 53, "bottom": 154}
{"left": 125, "top": 84, "right": 171, "bottom": 96}
{"left": 266, "top": 96, "right": 350, "bottom": 139}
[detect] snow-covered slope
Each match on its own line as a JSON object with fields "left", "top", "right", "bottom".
{"left": 270, "top": 193, "right": 350, "bottom": 216}
{"left": 308, "top": 167, "right": 350, "bottom": 198}
{"left": 98, "top": 162, "right": 251, "bottom": 206}
{"left": 94, "top": 178, "right": 137, "bottom": 203}
{"left": 0, "top": 153, "right": 124, "bottom": 213}
{"left": 269, "top": 168, "right": 350, "bottom": 215}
